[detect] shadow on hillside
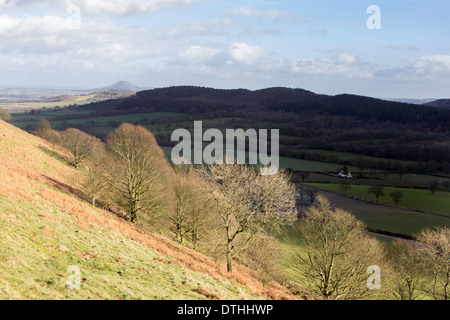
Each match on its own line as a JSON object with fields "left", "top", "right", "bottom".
{"left": 38, "top": 145, "right": 72, "bottom": 167}
{"left": 41, "top": 175, "right": 130, "bottom": 222}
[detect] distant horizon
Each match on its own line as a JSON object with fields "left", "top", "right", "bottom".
{"left": 0, "top": 81, "right": 447, "bottom": 101}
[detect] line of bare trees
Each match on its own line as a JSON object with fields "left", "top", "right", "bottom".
{"left": 36, "top": 120, "right": 174, "bottom": 229}
{"left": 36, "top": 119, "right": 297, "bottom": 277}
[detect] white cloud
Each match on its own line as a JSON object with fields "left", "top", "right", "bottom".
{"left": 75, "top": 0, "right": 195, "bottom": 16}
{"left": 10, "top": 57, "right": 26, "bottom": 66}
{"left": 173, "top": 42, "right": 269, "bottom": 68}
{"left": 166, "top": 18, "right": 242, "bottom": 38}
{"left": 225, "top": 6, "right": 308, "bottom": 23}
{"left": 288, "top": 56, "right": 371, "bottom": 79}
{"left": 0, "top": 0, "right": 196, "bottom": 15}
{"left": 176, "top": 45, "right": 220, "bottom": 65}
{"left": 229, "top": 42, "right": 268, "bottom": 65}
{"left": 0, "top": 0, "right": 14, "bottom": 10}
{"left": 337, "top": 52, "right": 356, "bottom": 64}
{"left": 373, "top": 55, "right": 450, "bottom": 80}
{"left": 411, "top": 55, "right": 450, "bottom": 76}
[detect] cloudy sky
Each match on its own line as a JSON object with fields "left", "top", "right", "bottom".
{"left": 0, "top": 0, "right": 449, "bottom": 98}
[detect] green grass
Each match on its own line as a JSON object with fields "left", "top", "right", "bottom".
{"left": 0, "top": 195, "right": 261, "bottom": 300}
{"left": 301, "top": 149, "right": 417, "bottom": 166}
{"left": 10, "top": 112, "right": 190, "bottom": 129}
{"left": 307, "top": 183, "right": 450, "bottom": 216}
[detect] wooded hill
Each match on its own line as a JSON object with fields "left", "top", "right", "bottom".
{"left": 72, "top": 86, "right": 450, "bottom": 171}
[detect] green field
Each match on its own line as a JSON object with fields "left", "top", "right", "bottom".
{"left": 307, "top": 183, "right": 450, "bottom": 216}
{"left": 301, "top": 149, "right": 417, "bottom": 166}
{"left": 11, "top": 111, "right": 191, "bottom": 129}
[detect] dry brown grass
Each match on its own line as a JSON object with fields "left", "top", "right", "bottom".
{"left": 0, "top": 120, "right": 300, "bottom": 300}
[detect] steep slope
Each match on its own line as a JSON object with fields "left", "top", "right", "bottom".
{"left": 0, "top": 120, "right": 295, "bottom": 300}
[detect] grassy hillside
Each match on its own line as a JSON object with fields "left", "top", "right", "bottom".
{"left": 0, "top": 120, "right": 295, "bottom": 300}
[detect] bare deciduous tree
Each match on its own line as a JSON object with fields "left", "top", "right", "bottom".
{"left": 390, "top": 190, "right": 403, "bottom": 206}
{"left": 415, "top": 227, "right": 450, "bottom": 300}
{"left": 298, "top": 171, "right": 310, "bottom": 183}
{"left": 428, "top": 179, "right": 438, "bottom": 195}
{"left": 83, "top": 138, "right": 110, "bottom": 207}
{"left": 197, "top": 161, "right": 297, "bottom": 273}
{"left": 353, "top": 157, "right": 369, "bottom": 177}
{"left": 368, "top": 184, "right": 385, "bottom": 204}
{"left": 290, "top": 194, "right": 386, "bottom": 300}
{"left": 60, "top": 128, "right": 97, "bottom": 168}
{"left": 389, "top": 239, "right": 424, "bottom": 300}
{"left": 35, "top": 118, "right": 61, "bottom": 151}
{"left": 106, "top": 123, "right": 173, "bottom": 226}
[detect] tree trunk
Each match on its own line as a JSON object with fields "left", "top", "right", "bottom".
{"left": 226, "top": 240, "right": 233, "bottom": 274}
{"left": 130, "top": 209, "right": 137, "bottom": 224}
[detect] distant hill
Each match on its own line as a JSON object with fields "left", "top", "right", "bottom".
{"left": 388, "top": 98, "right": 437, "bottom": 105}
{"left": 74, "top": 86, "right": 450, "bottom": 166}
{"left": 424, "top": 99, "right": 450, "bottom": 111}
{"left": 92, "top": 81, "right": 148, "bottom": 92}
{"left": 81, "top": 86, "right": 450, "bottom": 126}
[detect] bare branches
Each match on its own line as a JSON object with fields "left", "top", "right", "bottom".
{"left": 290, "top": 194, "right": 386, "bottom": 300}
{"left": 107, "top": 123, "right": 173, "bottom": 226}
{"left": 196, "top": 161, "right": 297, "bottom": 273}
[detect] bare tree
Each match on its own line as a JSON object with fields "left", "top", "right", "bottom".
{"left": 83, "top": 138, "right": 110, "bottom": 207}
{"left": 197, "top": 161, "right": 297, "bottom": 273}
{"left": 290, "top": 194, "right": 386, "bottom": 300}
{"left": 35, "top": 118, "right": 51, "bottom": 136}
{"left": 172, "top": 173, "right": 193, "bottom": 244}
{"left": 415, "top": 227, "right": 450, "bottom": 300}
{"left": 35, "top": 118, "right": 61, "bottom": 151}
{"left": 353, "top": 157, "right": 369, "bottom": 177}
{"left": 390, "top": 190, "right": 403, "bottom": 206}
{"left": 171, "top": 172, "right": 214, "bottom": 248}
{"left": 60, "top": 128, "right": 97, "bottom": 168}
{"left": 106, "top": 123, "right": 173, "bottom": 226}
{"left": 298, "top": 171, "right": 310, "bottom": 183}
{"left": 389, "top": 239, "right": 424, "bottom": 300}
{"left": 428, "top": 179, "right": 438, "bottom": 195}
{"left": 368, "top": 184, "right": 385, "bottom": 204}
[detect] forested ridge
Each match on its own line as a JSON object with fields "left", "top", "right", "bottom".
{"left": 71, "top": 86, "right": 450, "bottom": 169}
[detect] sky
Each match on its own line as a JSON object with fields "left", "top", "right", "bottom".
{"left": 0, "top": 0, "right": 449, "bottom": 98}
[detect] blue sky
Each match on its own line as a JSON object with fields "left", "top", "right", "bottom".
{"left": 0, "top": 0, "right": 449, "bottom": 98}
